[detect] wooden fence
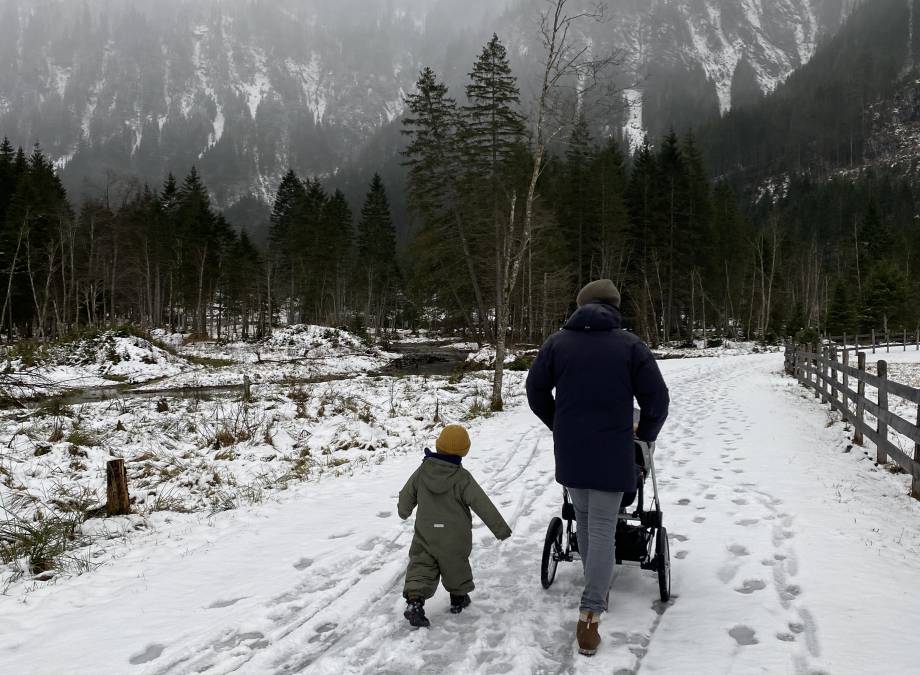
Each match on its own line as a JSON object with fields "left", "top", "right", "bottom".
{"left": 828, "top": 329, "right": 920, "bottom": 354}
{"left": 784, "top": 342, "right": 920, "bottom": 500}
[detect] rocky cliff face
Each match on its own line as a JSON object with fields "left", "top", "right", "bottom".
{"left": 0, "top": 0, "right": 846, "bottom": 209}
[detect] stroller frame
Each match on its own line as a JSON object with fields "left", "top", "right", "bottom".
{"left": 540, "top": 440, "right": 671, "bottom": 602}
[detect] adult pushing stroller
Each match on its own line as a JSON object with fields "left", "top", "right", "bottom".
{"left": 539, "top": 435, "right": 671, "bottom": 602}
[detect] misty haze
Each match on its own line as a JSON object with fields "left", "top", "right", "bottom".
{"left": 1, "top": 1, "right": 919, "bottom": 674}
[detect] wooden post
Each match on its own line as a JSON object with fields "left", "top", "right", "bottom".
{"left": 106, "top": 458, "right": 131, "bottom": 516}
{"left": 877, "top": 360, "right": 889, "bottom": 465}
{"left": 820, "top": 347, "right": 829, "bottom": 404}
{"left": 912, "top": 393, "right": 920, "bottom": 500}
{"left": 830, "top": 347, "right": 839, "bottom": 411}
{"left": 903, "top": 328, "right": 908, "bottom": 352}
{"left": 872, "top": 329, "right": 876, "bottom": 354}
{"left": 842, "top": 348, "right": 849, "bottom": 418}
{"left": 854, "top": 352, "right": 866, "bottom": 446}
{"left": 886, "top": 332, "right": 890, "bottom": 354}
{"left": 242, "top": 375, "right": 252, "bottom": 402}
{"left": 812, "top": 342, "right": 821, "bottom": 398}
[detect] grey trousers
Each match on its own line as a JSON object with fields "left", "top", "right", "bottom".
{"left": 567, "top": 488, "right": 624, "bottom": 614}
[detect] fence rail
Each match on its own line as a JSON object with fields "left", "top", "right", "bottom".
{"left": 827, "top": 329, "right": 920, "bottom": 354}
{"left": 784, "top": 342, "right": 920, "bottom": 500}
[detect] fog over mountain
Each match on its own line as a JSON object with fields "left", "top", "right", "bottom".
{"left": 0, "top": 0, "right": 847, "bottom": 214}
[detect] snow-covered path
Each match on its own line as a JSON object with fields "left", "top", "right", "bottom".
{"left": 3, "top": 354, "right": 920, "bottom": 674}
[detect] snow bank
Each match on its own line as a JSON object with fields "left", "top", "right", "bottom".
{"left": 0, "top": 365, "right": 526, "bottom": 590}
{"left": 1, "top": 331, "right": 195, "bottom": 398}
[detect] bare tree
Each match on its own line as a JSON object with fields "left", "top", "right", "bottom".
{"left": 491, "top": 0, "right": 622, "bottom": 410}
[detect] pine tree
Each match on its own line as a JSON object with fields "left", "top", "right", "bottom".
{"left": 827, "top": 279, "right": 858, "bottom": 336}
{"left": 402, "top": 67, "right": 486, "bottom": 337}
{"left": 625, "top": 139, "right": 662, "bottom": 342}
{"left": 462, "top": 34, "right": 526, "bottom": 175}
{"left": 462, "top": 33, "right": 527, "bottom": 410}
{"left": 561, "top": 114, "right": 598, "bottom": 291}
{"left": 268, "top": 170, "right": 307, "bottom": 324}
{"left": 357, "top": 174, "right": 398, "bottom": 332}
{"left": 591, "top": 139, "right": 630, "bottom": 284}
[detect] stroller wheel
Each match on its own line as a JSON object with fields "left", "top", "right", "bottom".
{"left": 656, "top": 526, "right": 671, "bottom": 602}
{"left": 541, "top": 517, "right": 563, "bottom": 589}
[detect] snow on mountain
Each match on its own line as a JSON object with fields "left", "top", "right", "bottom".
{"left": 0, "top": 0, "right": 846, "bottom": 207}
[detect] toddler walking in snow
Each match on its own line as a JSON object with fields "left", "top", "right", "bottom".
{"left": 398, "top": 424, "right": 512, "bottom": 628}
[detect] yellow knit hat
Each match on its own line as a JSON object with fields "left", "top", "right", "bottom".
{"left": 436, "top": 424, "right": 471, "bottom": 457}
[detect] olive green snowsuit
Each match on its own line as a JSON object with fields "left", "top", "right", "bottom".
{"left": 398, "top": 456, "right": 512, "bottom": 600}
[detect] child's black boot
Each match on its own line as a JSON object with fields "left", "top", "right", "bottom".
{"left": 449, "top": 593, "right": 471, "bottom": 614}
{"left": 404, "top": 598, "right": 431, "bottom": 628}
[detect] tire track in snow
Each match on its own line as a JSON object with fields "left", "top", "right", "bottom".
{"left": 294, "top": 362, "right": 729, "bottom": 675}
{"left": 266, "top": 421, "right": 551, "bottom": 674}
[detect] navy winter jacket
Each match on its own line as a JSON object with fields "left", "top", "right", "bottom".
{"left": 526, "top": 302, "right": 670, "bottom": 492}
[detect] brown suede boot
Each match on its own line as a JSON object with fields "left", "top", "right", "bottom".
{"left": 577, "top": 611, "right": 601, "bottom": 656}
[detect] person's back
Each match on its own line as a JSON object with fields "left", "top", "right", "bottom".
{"left": 526, "top": 279, "right": 669, "bottom": 656}
{"left": 526, "top": 284, "right": 669, "bottom": 493}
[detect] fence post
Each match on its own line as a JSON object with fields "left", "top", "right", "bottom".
{"left": 821, "top": 347, "right": 829, "bottom": 404}
{"left": 106, "top": 458, "right": 131, "bottom": 516}
{"left": 904, "top": 328, "right": 907, "bottom": 352}
{"left": 843, "top": 332, "right": 848, "bottom": 352}
{"left": 877, "top": 360, "right": 889, "bottom": 465}
{"left": 886, "top": 331, "right": 890, "bottom": 354}
{"left": 842, "top": 348, "right": 850, "bottom": 418}
{"left": 830, "top": 347, "right": 839, "bottom": 411}
{"left": 912, "top": 393, "right": 920, "bottom": 500}
{"left": 812, "top": 342, "right": 821, "bottom": 398}
{"left": 854, "top": 352, "right": 866, "bottom": 446}
{"left": 872, "top": 329, "right": 876, "bottom": 354}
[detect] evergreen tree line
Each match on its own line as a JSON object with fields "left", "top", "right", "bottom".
{"left": 401, "top": 33, "right": 920, "bottom": 348}
{"left": 0, "top": 137, "right": 400, "bottom": 341}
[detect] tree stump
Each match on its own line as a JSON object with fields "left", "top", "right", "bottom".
{"left": 106, "top": 458, "right": 131, "bottom": 516}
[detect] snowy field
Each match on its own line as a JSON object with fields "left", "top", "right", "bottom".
{"left": 2, "top": 351, "right": 920, "bottom": 674}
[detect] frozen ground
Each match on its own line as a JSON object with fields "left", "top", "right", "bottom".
{"left": 2, "top": 353, "right": 919, "bottom": 674}
{"left": 1, "top": 326, "right": 401, "bottom": 399}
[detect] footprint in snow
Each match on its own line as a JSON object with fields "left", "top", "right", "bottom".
{"left": 675, "top": 550, "right": 689, "bottom": 560}
{"left": 129, "top": 644, "right": 165, "bottom": 665}
{"left": 676, "top": 498, "right": 691, "bottom": 506}
{"left": 376, "top": 511, "right": 392, "bottom": 519}
{"left": 735, "top": 518, "right": 760, "bottom": 527}
{"left": 728, "top": 625, "right": 759, "bottom": 646}
{"left": 328, "top": 530, "right": 354, "bottom": 540}
{"left": 728, "top": 544, "right": 749, "bottom": 557}
{"left": 293, "top": 558, "right": 313, "bottom": 570}
{"left": 693, "top": 516, "right": 706, "bottom": 523}
{"left": 781, "top": 585, "right": 802, "bottom": 601}
{"left": 735, "top": 579, "right": 767, "bottom": 594}
{"left": 208, "top": 597, "right": 246, "bottom": 609}
{"left": 671, "top": 533, "right": 689, "bottom": 542}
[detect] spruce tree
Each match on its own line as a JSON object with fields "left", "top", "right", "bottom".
{"left": 462, "top": 34, "right": 526, "bottom": 175}
{"left": 357, "top": 174, "right": 398, "bottom": 332}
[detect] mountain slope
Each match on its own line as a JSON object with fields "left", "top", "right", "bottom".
{"left": 0, "top": 0, "right": 846, "bottom": 210}
{"left": 700, "top": 0, "right": 920, "bottom": 188}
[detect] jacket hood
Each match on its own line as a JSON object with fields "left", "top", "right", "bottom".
{"left": 419, "top": 456, "right": 461, "bottom": 494}
{"left": 563, "top": 302, "right": 623, "bottom": 332}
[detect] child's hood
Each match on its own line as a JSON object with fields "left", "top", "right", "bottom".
{"left": 419, "top": 457, "right": 462, "bottom": 495}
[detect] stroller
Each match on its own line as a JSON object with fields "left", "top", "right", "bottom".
{"left": 539, "top": 431, "right": 671, "bottom": 603}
